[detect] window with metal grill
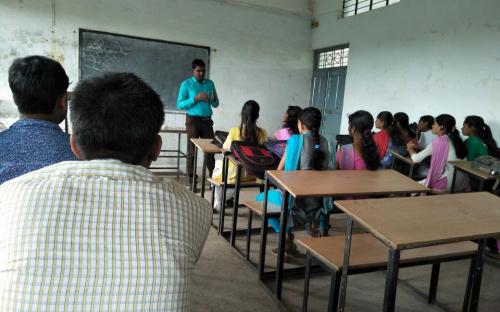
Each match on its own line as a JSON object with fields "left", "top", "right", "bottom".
{"left": 343, "top": 0, "right": 400, "bottom": 17}
{"left": 317, "top": 46, "right": 349, "bottom": 69}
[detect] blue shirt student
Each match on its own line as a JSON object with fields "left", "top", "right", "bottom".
{"left": 177, "top": 77, "right": 219, "bottom": 117}
{"left": 0, "top": 119, "right": 77, "bottom": 184}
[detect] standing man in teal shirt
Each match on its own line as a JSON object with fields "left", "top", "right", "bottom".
{"left": 177, "top": 59, "right": 219, "bottom": 189}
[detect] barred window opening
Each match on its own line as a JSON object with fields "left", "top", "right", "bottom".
{"left": 343, "top": 0, "right": 400, "bottom": 17}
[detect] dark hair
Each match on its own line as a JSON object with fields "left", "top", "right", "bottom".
{"left": 464, "top": 115, "right": 499, "bottom": 157}
{"left": 419, "top": 115, "right": 435, "bottom": 130}
{"left": 283, "top": 106, "right": 302, "bottom": 135}
{"left": 239, "top": 100, "right": 261, "bottom": 144}
{"left": 8, "top": 55, "right": 69, "bottom": 114}
{"left": 70, "top": 73, "right": 164, "bottom": 165}
{"left": 192, "top": 59, "right": 206, "bottom": 69}
{"left": 377, "top": 111, "right": 402, "bottom": 145}
{"left": 393, "top": 112, "right": 416, "bottom": 143}
{"left": 348, "top": 110, "right": 380, "bottom": 170}
{"left": 299, "top": 107, "right": 325, "bottom": 170}
{"left": 435, "top": 114, "right": 468, "bottom": 159}
{"left": 377, "top": 111, "right": 394, "bottom": 130}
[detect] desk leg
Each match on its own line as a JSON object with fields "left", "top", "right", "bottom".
{"left": 275, "top": 190, "right": 289, "bottom": 300}
{"left": 468, "top": 238, "right": 486, "bottom": 312}
{"left": 176, "top": 133, "right": 181, "bottom": 179}
{"left": 191, "top": 146, "right": 198, "bottom": 192}
{"left": 408, "top": 164, "right": 415, "bottom": 178}
{"left": 462, "top": 258, "right": 475, "bottom": 312}
{"left": 337, "top": 216, "right": 353, "bottom": 312}
{"left": 230, "top": 165, "right": 242, "bottom": 247}
{"left": 258, "top": 176, "right": 270, "bottom": 280}
{"left": 478, "top": 179, "right": 485, "bottom": 192}
{"left": 451, "top": 167, "right": 458, "bottom": 194}
{"left": 302, "top": 252, "right": 312, "bottom": 312}
{"left": 185, "top": 134, "right": 189, "bottom": 186}
{"left": 219, "top": 156, "right": 229, "bottom": 235}
{"left": 383, "top": 249, "right": 401, "bottom": 312}
{"left": 201, "top": 153, "right": 207, "bottom": 198}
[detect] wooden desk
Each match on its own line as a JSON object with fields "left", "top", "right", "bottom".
{"left": 335, "top": 192, "right": 500, "bottom": 312}
{"left": 260, "top": 169, "right": 429, "bottom": 300}
{"left": 150, "top": 127, "right": 188, "bottom": 182}
{"left": 449, "top": 160, "right": 498, "bottom": 193}
{"left": 191, "top": 138, "right": 222, "bottom": 198}
{"left": 389, "top": 148, "right": 415, "bottom": 177}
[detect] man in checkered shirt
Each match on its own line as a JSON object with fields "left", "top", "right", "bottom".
{"left": 0, "top": 72, "right": 212, "bottom": 311}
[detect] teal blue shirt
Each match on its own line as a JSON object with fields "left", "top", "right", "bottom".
{"left": 177, "top": 77, "right": 219, "bottom": 117}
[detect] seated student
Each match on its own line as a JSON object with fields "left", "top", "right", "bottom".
{"left": 273, "top": 105, "right": 302, "bottom": 140}
{"left": 412, "top": 115, "right": 436, "bottom": 179}
{"left": 373, "top": 111, "right": 394, "bottom": 168}
{"left": 462, "top": 115, "right": 500, "bottom": 160}
{"left": 0, "top": 55, "right": 77, "bottom": 184}
{"left": 407, "top": 114, "right": 469, "bottom": 192}
{"left": 393, "top": 112, "right": 418, "bottom": 147}
{"left": 268, "top": 107, "right": 330, "bottom": 256}
{"left": 336, "top": 110, "right": 380, "bottom": 171}
{"left": 212, "top": 100, "right": 267, "bottom": 209}
{"left": 416, "top": 115, "right": 436, "bottom": 149}
{"left": 0, "top": 73, "right": 212, "bottom": 310}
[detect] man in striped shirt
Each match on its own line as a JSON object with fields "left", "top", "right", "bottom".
{"left": 0, "top": 73, "right": 212, "bottom": 311}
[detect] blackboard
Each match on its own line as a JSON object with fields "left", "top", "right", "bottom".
{"left": 79, "top": 29, "right": 210, "bottom": 111}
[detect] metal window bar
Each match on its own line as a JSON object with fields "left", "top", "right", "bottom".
{"left": 343, "top": 0, "right": 399, "bottom": 17}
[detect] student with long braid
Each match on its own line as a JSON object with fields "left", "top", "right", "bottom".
{"left": 462, "top": 115, "right": 499, "bottom": 160}
{"left": 336, "top": 110, "right": 380, "bottom": 171}
{"left": 267, "top": 107, "right": 330, "bottom": 257}
{"left": 212, "top": 100, "right": 267, "bottom": 209}
{"left": 407, "top": 114, "right": 469, "bottom": 192}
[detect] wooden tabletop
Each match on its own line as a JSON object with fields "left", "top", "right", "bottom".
{"left": 266, "top": 169, "right": 428, "bottom": 197}
{"left": 160, "top": 127, "right": 186, "bottom": 134}
{"left": 190, "top": 138, "right": 222, "bottom": 153}
{"left": 449, "top": 160, "right": 497, "bottom": 180}
{"left": 389, "top": 148, "right": 413, "bottom": 165}
{"left": 335, "top": 192, "right": 500, "bottom": 250}
{"left": 297, "top": 234, "right": 477, "bottom": 271}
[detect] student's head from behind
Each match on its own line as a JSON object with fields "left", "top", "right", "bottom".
{"left": 434, "top": 114, "right": 468, "bottom": 159}
{"left": 348, "top": 110, "right": 380, "bottom": 170}
{"left": 283, "top": 106, "right": 302, "bottom": 135}
{"left": 462, "top": 115, "right": 487, "bottom": 137}
{"left": 70, "top": 73, "right": 164, "bottom": 167}
{"left": 375, "top": 111, "right": 393, "bottom": 130}
{"left": 418, "top": 115, "right": 434, "bottom": 132}
{"left": 393, "top": 112, "right": 410, "bottom": 129}
{"left": 192, "top": 59, "right": 206, "bottom": 82}
{"left": 433, "top": 114, "right": 456, "bottom": 136}
{"left": 463, "top": 115, "right": 499, "bottom": 157}
{"left": 239, "top": 100, "right": 261, "bottom": 144}
{"left": 298, "top": 107, "right": 325, "bottom": 170}
{"left": 8, "top": 55, "right": 69, "bottom": 123}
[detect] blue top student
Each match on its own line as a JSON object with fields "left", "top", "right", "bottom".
{"left": 0, "top": 55, "right": 77, "bottom": 185}
{"left": 176, "top": 59, "right": 219, "bottom": 187}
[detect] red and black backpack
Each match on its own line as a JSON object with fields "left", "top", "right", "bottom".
{"left": 230, "top": 141, "right": 279, "bottom": 179}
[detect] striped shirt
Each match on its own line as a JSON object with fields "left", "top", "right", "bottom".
{"left": 0, "top": 159, "right": 212, "bottom": 311}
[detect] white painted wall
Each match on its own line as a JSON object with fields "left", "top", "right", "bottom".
{"left": 0, "top": 0, "right": 313, "bottom": 138}
{"left": 313, "top": 0, "right": 500, "bottom": 142}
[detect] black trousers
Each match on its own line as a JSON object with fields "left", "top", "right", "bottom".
{"left": 186, "top": 115, "right": 215, "bottom": 177}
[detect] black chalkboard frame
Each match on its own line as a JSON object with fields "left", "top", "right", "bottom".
{"left": 78, "top": 28, "right": 211, "bottom": 112}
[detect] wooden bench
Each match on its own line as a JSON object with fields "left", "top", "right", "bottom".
{"left": 242, "top": 200, "right": 282, "bottom": 261}
{"left": 208, "top": 177, "right": 262, "bottom": 235}
{"left": 297, "top": 234, "right": 477, "bottom": 312}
